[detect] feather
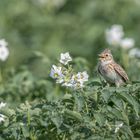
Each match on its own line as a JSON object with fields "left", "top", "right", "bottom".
{"left": 113, "top": 62, "right": 129, "bottom": 82}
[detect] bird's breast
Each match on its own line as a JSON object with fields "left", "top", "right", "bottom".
{"left": 98, "top": 63, "right": 118, "bottom": 83}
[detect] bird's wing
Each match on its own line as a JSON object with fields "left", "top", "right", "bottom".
{"left": 113, "top": 62, "right": 129, "bottom": 82}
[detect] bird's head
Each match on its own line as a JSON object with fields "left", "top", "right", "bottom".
{"left": 98, "top": 49, "right": 114, "bottom": 63}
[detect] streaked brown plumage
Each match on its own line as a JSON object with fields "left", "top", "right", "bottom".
{"left": 98, "top": 49, "right": 129, "bottom": 87}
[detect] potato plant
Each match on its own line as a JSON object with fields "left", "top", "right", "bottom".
{"left": 0, "top": 53, "right": 140, "bottom": 140}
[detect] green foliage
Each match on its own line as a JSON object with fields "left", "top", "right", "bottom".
{"left": 0, "top": 72, "right": 140, "bottom": 139}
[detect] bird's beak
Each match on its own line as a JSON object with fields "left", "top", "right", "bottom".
{"left": 98, "top": 54, "right": 104, "bottom": 58}
{"left": 98, "top": 54, "right": 105, "bottom": 61}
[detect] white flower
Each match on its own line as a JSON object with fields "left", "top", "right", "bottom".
{"left": 76, "top": 71, "right": 89, "bottom": 83}
{"left": 62, "top": 81, "right": 73, "bottom": 87}
{"left": 120, "top": 38, "right": 135, "bottom": 49}
{"left": 50, "top": 65, "right": 64, "bottom": 80}
{"left": 115, "top": 122, "right": 123, "bottom": 133}
{"left": 62, "top": 75, "right": 77, "bottom": 88}
{"left": 74, "top": 71, "right": 89, "bottom": 88}
{"left": 105, "top": 25, "right": 124, "bottom": 46}
{"left": 61, "top": 75, "right": 75, "bottom": 88}
{"left": 62, "top": 71, "right": 89, "bottom": 89}
{"left": 0, "top": 39, "right": 9, "bottom": 61}
{"left": 0, "top": 114, "right": 5, "bottom": 123}
{"left": 56, "top": 77, "right": 64, "bottom": 84}
{"left": 60, "top": 52, "right": 72, "bottom": 65}
{"left": 51, "top": 52, "right": 88, "bottom": 90}
{"left": 0, "top": 102, "right": 6, "bottom": 109}
{"left": 129, "top": 48, "right": 140, "bottom": 58}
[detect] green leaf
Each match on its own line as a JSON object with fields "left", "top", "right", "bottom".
{"left": 118, "top": 92, "right": 140, "bottom": 117}
{"left": 64, "top": 110, "right": 83, "bottom": 122}
{"left": 21, "top": 125, "right": 30, "bottom": 138}
{"left": 51, "top": 116, "right": 62, "bottom": 130}
{"left": 101, "top": 87, "right": 115, "bottom": 102}
{"left": 111, "top": 96, "right": 124, "bottom": 109}
{"left": 107, "top": 106, "right": 123, "bottom": 119}
{"left": 94, "top": 113, "right": 106, "bottom": 126}
{"left": 73, "top": 93, "right": 85, "bottom": 112}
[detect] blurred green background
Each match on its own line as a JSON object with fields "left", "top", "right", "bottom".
{"left": 0, "top": 0, "right": 140, "bottom": 78}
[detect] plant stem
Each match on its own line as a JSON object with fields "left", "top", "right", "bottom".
{"left": 27, "top": 109, "right": 31, "bottom": 126}
{"left": 0, "top": 68, "right": 3, "bottom": 83}
{"left": 85, "top": 100, "right": 89, "bottom": 114}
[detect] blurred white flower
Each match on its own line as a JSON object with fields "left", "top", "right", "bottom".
{"left": 0, "top": 102, "right": 6, "bottom": 109}
{"left": 120, "top": 38, "right": 135, "bottom": 49}
{"left": 39, "top": 0, "right": 47, "bottom": 4}
{"left": 60, "top": 52, "right": 72, "bottom": 65}
{"left": 51, "top": 0, "right": 65, "bottom": 8}
{"left": 34, "top": 0, "right": 47, "bottom": 5}
{"left": 129, "top": 48, "right": 140, "bottom": 58}
{"left": 50, "top": 65, "right": 64, "bottom": 80}
{"left": 115, "top": 122, "right": 123, "bottom": 133}
{"left": 0, "top": 114, "right": 5, "bottom": 123}
{"left": 0, "top": 39, "right": 9, "bottom": 61}
{"left": 135, "top": 0, "right": 140, "bottom": 5}
{"left": 105, "top": 25, "right": 124, "bottom": 46}
{"left": 35, "top": 0, "right": 65, "bottom": 8}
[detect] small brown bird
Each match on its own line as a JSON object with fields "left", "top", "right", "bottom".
{"left": 98, "top": 49, "right": 129, "bottom": 87}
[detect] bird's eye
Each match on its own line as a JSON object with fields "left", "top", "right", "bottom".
{"left": 105, "top": 54, "right": 108, "bottom": 57}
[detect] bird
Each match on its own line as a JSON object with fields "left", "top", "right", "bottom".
{"left": 97, "top": 49, "right": 129, "bottom": 87}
